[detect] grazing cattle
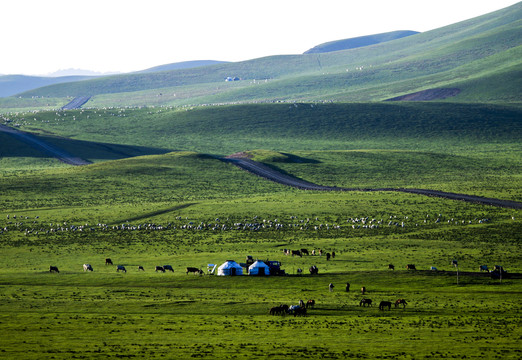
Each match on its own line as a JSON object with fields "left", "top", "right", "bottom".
{"left": 361, "top": 286, "right": 366, "bottom": 295}
{"left": 388, "top": 264, "right": 395, "bottom": 270}
{"left": 359, "top": 298, "right": 372, "bottom": 307}
{"left": 299, "top": 299, "right": 305, "bottom": 308}
{"left": 326, "top": 253, "right": 331, "bottom": 261}
{"left": 49, "top": 266, "right": 59, "bottom": 273}
{"left": 83, "top": 264, "right": 93, "bottom": 272}
{"left": 406, "top": 264, "right": 416, "bottom": 270}
{"left": 309, "top": 265, "right": 319, "bottom": 275}
{"left": 105, "top": 258, "right": 113, "bottom": 265}
{"left": 155, "top": 266, "right": 165, "bottom": 272}
{"left": 163, "top": 265, "right": 174, "bottom": 272}
{"left": 138, "top": 266, "right": 145, "bottom": 271}
{"left": 306, "top": 299, "right": 315, "bottom": 309}
{"left": 297, "top": 268, "right": 303, "bottom": 275}
{"left": 291, "top": 250, "right": 302, "bottom": 257}
{"left": 395, "top": 299, "right": 407, "bottom": 308}
{"left": 300, "top": 249, "right": 309, "bottom": 256}
{"left": 430, "top": 266, "right": 438, "bottom": 271}
{"left": 379, "top": 301, "right": 392, "bottom": 310}
{"left": 116, "top": 265, "right": 126, "bottom": 273}
{"left": 186, "top": 267, "right": 203, "bottom": 275}
{"left": 479, "top": 265, "right": 488, "bottom": 272}
{"left": 331, "top": 251, "right": 335, "bottom": 259}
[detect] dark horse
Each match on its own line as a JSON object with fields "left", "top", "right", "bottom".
{"left": 395, "top": 299, "right": 407, "bottom": 308}
{"left": 379, "top": 301, "right": 392, "bottom": 310}
{"left": 359, "top": 298, "right": 372, "bottom": 307}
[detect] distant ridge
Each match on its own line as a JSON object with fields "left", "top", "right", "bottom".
{"left": 137, "top": 60, "right": 228, "bottom": 73}
{"left": 0, "top": 74, "right": 93, "bottom": 98}
{"left": 303, "top": 30, "right": 419, "bottom": 53}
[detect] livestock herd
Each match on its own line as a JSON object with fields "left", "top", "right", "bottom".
{"left": 0, "top": 213, "right": 497, "bottom": 237}
{"left": 48, "top": 259, "right": 203, "bottom": 275}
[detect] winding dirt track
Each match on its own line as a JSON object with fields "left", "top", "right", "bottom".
{"left": 223, "top": 158, "right": 522, "bottom": 210}
{"left": 0, "top": 124, "right": 91, "bottom": 166}
{"left": 2, "top": 123, "right": 521, "bottom": 209}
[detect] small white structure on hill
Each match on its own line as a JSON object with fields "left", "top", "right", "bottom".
{"left": 248, "top": 260, "right": 270, "bottom": 276}
{"left": 217, "top": 260, "right": 243, "bottom": 276}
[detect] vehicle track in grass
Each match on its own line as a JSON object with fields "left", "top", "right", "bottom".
{"left": 0, "top": 124, "right": 91, "bottom": 166}
{"left": 223, "top": 156, "right": 522, "bottom": 210}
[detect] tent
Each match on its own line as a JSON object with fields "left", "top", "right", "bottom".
{"left": 217, "top": 260, "right": 243, "bottom": 276}
{"left": 248, "top": 260, "right": 271, "bottom": 276}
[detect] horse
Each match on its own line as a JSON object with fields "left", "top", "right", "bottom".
{"left": 293, "top": 307, "right": 307, "bottom": 317}
{"left": 359, "top": 298, "right": 372, "bottom": 307}
{"left": 270, "top": 306, "right": 283, "bottom": 315}
{"left": 395, "top": 299, "right": 407, "bottom": 308}
{"left": 379, "top": 301, "right": 392, "bottom": 310}
{"left": 306, "top": 299, "right": 315, "bottom": 309}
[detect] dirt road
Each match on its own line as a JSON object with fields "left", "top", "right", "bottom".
{"left": 224, "top": 157, "right": 522, "bottom": 209}
{"left": 0, "top": 124, "right": 91, "bottom": 166}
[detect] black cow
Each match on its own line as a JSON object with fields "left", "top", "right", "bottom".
{"left": 163, "top": 265, "right": 174, "bottom": 272}
{"left": 155, "top": 266, "right": 165, "bottom": 272}
{"left": 291, "top": 250, "right": 302, "bottom": 257}
{"left": 138, "top": 265, "right": 145, "bottom": 271}
{"left": 186, "top": 267, "right": 203, "bottom": 275}
{"left": 309, "top": 265, "right": 319, "bottom": 275}
{"left": 300, "top": 249, "right": 309, "bottom": 255}
{"left": 105, "top": 258, "right": 113, "bottom": 265}
{"left": 406, "top": 264, "right": 416, "bottom": 270}
{"left": 388, "top": 264, "right": 395, "bottom": 270}
{"left": 49, "top": 266, "right": 59, "bottom": 273}
{"left": 116, "top": 265, "right": 126, "bottom": 273}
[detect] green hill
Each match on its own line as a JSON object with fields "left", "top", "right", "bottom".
{"left": 14, "top": 2, "right": 522, "bottom": 105}
{"left": 303, "top": 30, "right": 419, "bottom": 53}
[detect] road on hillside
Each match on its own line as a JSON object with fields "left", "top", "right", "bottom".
{"left": 0, "top": 124, "right": 91, "bottom": 166}
{"left": 223, "top": 157, "right": 522, "bottom": 210}
{"left": 61, "top": 96, "right": 91, "bottom": 110}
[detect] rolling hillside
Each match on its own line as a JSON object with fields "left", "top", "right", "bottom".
{"left": 14, "top": 2, "right": 522, "bottom": 105}
{"left": 0, "top": 74, "right": 93, "bottom": 98}
{"left": 303, "top": 30, "right": 419, "bottom": 53}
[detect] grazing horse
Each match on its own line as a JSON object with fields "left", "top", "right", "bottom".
{"left": 49, "top": 266, "right": 59, "bottom": 273}
{"left": 186, "top": 267, "right": 203, "bottom": 275}
{"left": 361, "top": 286, "right": 366, "bottom": 295}
{"left": 359, "top": 298, "right": 372, "bottom": 307}
{"left": 138, "top": 266, "right": 145, "bottom": 271}
{"left": 306, "top": 299, "right": 315, "bottom": 309}
{"left": 379, "top": 301, "right": 392, "bottom": 310}
{"left": 116, "top": 265, "right": 126, "bottom": 273}
{"left": 395, "top": 299, "right": 407, "bottom": 308}
{"left": 388, "top": 264, "right": 395, "bottom": 270}
{"left": 155, "top": 266, "right": 165, "bottom": 272}
{"left": 270, "top": 306, "right": 283, "bottom": 315}
{"left": 406, "top": 264, "right": 416, "bottom": 270}
{"left": 105, "top": 258, "right": 113, "bottom": 265}
{"left": 83, "top": 264, "right": 93, "bottom": 272}
{"left": 163, "top": 265, "right": 174, "bottom": 272}
{"left": 293, "top": 307, "right": 307, "bottom": 317}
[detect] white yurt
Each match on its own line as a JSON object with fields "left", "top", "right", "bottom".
{"left": 248, "top": 260, "right": 271, "bottom": 276}
{"left": 217, "top": 260, "right": 243, "bottom": 276}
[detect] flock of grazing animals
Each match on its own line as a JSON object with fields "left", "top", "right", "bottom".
{"left": 47, "top": 258, "right": 203, "bottom": 275}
